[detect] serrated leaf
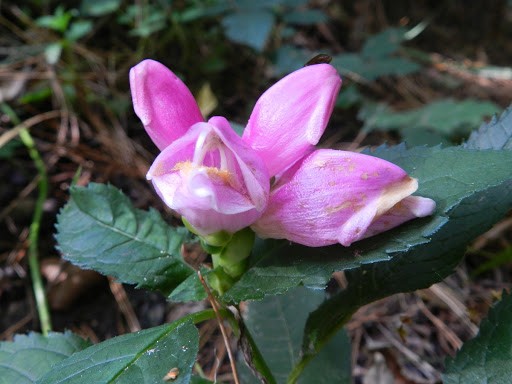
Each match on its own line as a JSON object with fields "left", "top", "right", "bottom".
{"left": 239, "top": 287, "right": 350, "bottom": 383}
{"left": 0, "top": 332, "right": 90, "bottom": 384}
{"left": 37, "top": 321, "right": 198, "bottom": 384}
{"left": 301, "top": 157, "right": 512, "bottom": 359}
{"left": 169, "top": 270, "right": 207, "bottom": 302}
{"left": 223, "top": 146, "right": 512, "bottom": 303}
{"left": 222, "top": 10, "right": 274, "bottom": 51}
{"left": 55, "top": 183, "right": 193, "bottom": 296}
{"left": 443, "top": 291, "right": 512, "bottom": 384}
{"left": 465, "top": 106, "right": 512, "bottom": 150}
{"left": 361, "top": 99, "right": 500, "bottom": 140}
{"left": 331, "top": 26, "right": 421, "bottom": 80}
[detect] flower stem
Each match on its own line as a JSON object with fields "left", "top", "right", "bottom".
{"left": 197, "top": 270, "right": 277, "bottom": 384}
{"left": 286, "top": 355, "right": 314, "bottom": 384}
{"left": 198, "top": 270, "right": 241, "bottom": 384}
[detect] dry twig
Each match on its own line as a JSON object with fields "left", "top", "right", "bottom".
{"left": 197, "top": 271, "right": 240, "bottom": 384}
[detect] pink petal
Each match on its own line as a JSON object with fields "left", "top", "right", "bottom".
{"left": 362, "top": 196, "right": 436, "bottom": 240}
{"left": 130, "top": 59, "right": 204, "bottom": 150}
{"left": 148, "top": 117, "right": 269, "bottom": 235}
{"left": 252, "top": 149, "right": 434, "bottom": 247}
{"left": 242, "top": 64, "right": 341, "bottom": 176}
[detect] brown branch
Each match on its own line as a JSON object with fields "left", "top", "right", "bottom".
{"left": 197, "top": 270, "right": 240, "bottom": 384}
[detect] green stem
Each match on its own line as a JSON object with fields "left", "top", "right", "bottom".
{"left": 286, "top": 355, "right": 314, "bottom": 384}
{"left": 222, "top": 307, "right": 277, "bottom": 384}
{"left": 20, "top": 128, "right": 52, "bottom": 335}
{"left": 181, "top": 308, "right": 218, "bottom": 325}
{"left": 2, "top": 104, "right": 52, "bottom": 335}
{"left": 239, "top": 319, "right": 277, "bottom": 384}
{"left": 176, "top": 306, "right": 276, "bottom": 382}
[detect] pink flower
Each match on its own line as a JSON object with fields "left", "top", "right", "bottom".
{"left": 251, "top": 150, "right": 436, "bottom": 246}
{"left": 130, "top": 59, "right": 435, "bottom": 246}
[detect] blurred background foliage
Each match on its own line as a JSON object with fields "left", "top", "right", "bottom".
{"left": 1, "top": 1, "right": 512, "bottom": 382}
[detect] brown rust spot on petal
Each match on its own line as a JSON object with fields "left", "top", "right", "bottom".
{"left": 313, "top": 160, "right": 327, "bottom": 168}
{"left": 325, "top": 201, "right": 355, "bottom": 214}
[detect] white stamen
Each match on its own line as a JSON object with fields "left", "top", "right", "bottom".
{"left": 218, "top": 145, "right": 228, "bottom": 170}
{"left": 192, "top": 128, "right": 211, "bottom": 165}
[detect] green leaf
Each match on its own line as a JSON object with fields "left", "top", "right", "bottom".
{"left": 471, "top": 246, "right": 512, "bottom": 277}
{"left": 331, "top": 27, "right": 421, "bottom": 80}
{"left": 0, "top": 138, "right": 21, "bottom": 159}
{"left": 222, "top": 10, "right": 274, "bottom": 51}
{"left": 223, "top": 146, "right": 512, "bottom": 303}
{"left": 230, "top": 121, "right": 245, "bottom": 137}
{"left": 282, "top": 10, "right": 327, "bottom": 25}
{"left": 65, "top": 20, "right": 93, "bottom": 41}
{"left": 80, "top": 0, "right": 121, "bottom": 16}
{"left": 301, "top": 154, "right": 512, "bottom": 360}
{"left": 44, "top": 43, "right": 62, "bottom": 65}
{"left": 278, "top": 0, "right": 310, "bottom": 6}
{"left": 273, "top": 45, "right": 310, "bottom": 75}
{"left": 298, "top": 330, "right": 351, "bottom": 384}
{"left": 0, "top": 332, "right": 90, "bottom": 384}
{"left": 443, "top": 291, "right": 512, "bottom": 384}
{"left": 36, "top": 7, "right": 72, "bottom": 33}
{"left": 335, "top": 84, "right": 363, "bottom": 109}
{"left": 19, "top": 86, "right": 52, "bottom": 104}
{"left": 239, "top": 287, "right": 351, "bottom": 383}
{"left": 190, "top": 377, "right": 215, "bottom": 384}
{"left": 38, "top": 321, "right": 199, "bottom": 384}
{"left": 465, "top": 106, "right": 512, "bottom": 150}
{"left": 234, "top": 0, "right": 282, "bottom": 10}
{"left": 55, "top": 183, "right": 193, "bottom": 296}
{"left": 332, "top": 53, "right": 420, "bottom": 80}
{"left": 169, "top": 270, "right": 207, "bottom": 302}
{"left": 119, "top": 4, "right": 167, "bottom": 37}
{"left": 361, "top": 99, "right": 500, "bottom": 141}
{"left": 361, "top": 27, "right": 407, "bottom": 58}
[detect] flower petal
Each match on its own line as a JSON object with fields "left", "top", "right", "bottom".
{"left": 242, "top": 64, "right": 341, "bottom": 176}
{"left": 130, "top": 59, "right": 204, "bottom": 150}
{"left": 148, "top": 118, "right": 269, "bottom": 235}
{"left": 362, "top": 196, "right": 436, "bottom": 240}
{"left": 252, "top": 149, "right": 434, "bottom": 247}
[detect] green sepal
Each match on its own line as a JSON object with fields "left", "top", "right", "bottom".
{"left": 182, "top": 217, "right": 232, "bottom": 248}
{"left": 212, "top": 227, "right": 255, "bottom": 278}
{"left": 207, "top": 267, "right": 237, "bottom": 295}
